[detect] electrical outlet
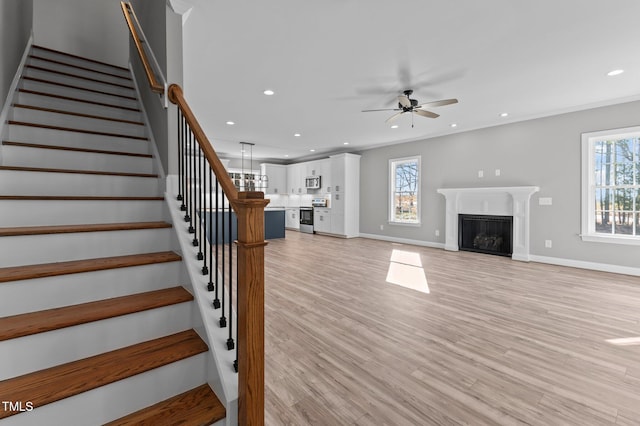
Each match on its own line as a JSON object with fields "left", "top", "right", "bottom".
{"left": 435, "top": 229, "right": 440, "bottom": 237}
{"left": 380, "top": 224, "right": 384, "bottom": 230}
{"left": 495, "top": 169, "right": 501, "bottom": 176}
{"left": 545, "top": 240, "right": 552, "bottom": 248}
{"left": 478, "top": 170, "right": 484, "bottom": 178}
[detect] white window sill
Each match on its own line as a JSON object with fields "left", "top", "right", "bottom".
{"left": 389, "top": 221, "right": 421, "bottom": 227}
{"left": 580, "top": 233, "right": 640, "bottom": 246}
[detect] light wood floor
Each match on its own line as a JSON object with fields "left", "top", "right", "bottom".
{"left": 263, "top": 231, "right": 640, "bottom": 425}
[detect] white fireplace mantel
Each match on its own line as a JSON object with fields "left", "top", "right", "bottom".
{"left": 437, "top": 186, "right": 540, "bottom": 261}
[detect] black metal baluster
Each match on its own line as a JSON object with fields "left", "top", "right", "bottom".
{"left": 207, "top": 167, "right": 215, "bottom": 291}
{"left": 193, "top": 143, "right": 200, "bottom": 249}
{"left": 220, "top": 189, "right": 227, "bottom": 328}
{"left": 183, "top": 118, "right": 190, "bottom": 220}
{"left": 201, "top": 158, "right": 208, "bottom": 275}
{"left": 189, "top": 131, "right": 198, "bottom": 236}
{"left": 176, "top": 109, "right": 183, "bottom": 203}
{"left": 213, "top": 179, "right": 221, "bottom": 308}
{"left": 227, "top": 206, "right": 234, "bottom": 350}
{"left": 234, "top": 243, "right": 239, "bottom": 373}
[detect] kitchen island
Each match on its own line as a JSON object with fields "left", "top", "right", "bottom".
{"left": 201, "top": 208, "right": 285, "bottom": 243}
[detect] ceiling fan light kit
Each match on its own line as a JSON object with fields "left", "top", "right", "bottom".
{"left": 362, "top": 89, "right": 458, "bottom": 127}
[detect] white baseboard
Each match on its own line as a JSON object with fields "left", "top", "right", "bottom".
{"left": 529, "top": 255, "right": 640, "bottom": 277}
{"left": 358, "top": 232, "right": 445, "bottom": 249}
{"left": 359, "top": 233, "right": 640, "bottom": 277}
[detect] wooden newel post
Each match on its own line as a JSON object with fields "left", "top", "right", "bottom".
{"left": 234, "top": 192, "right": 269, "bottom": 426}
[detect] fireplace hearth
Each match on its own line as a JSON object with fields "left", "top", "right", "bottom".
{"left": 458, "top": 214, "right": 513, "bottom": 257}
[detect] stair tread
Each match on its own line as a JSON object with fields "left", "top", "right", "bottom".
{"left": 30, "top": 54, "right": 133, "bottom": 82}
{"left": 2, "top": 141, "right": 153, "bottom": 158}
{"left": 0, "top": 287, "right": 193, "bottom": 342}
{"left": 12, "top": 103, "right": 144, "bottom": 126}
{"left": 32, "top": 44, "right": 130, "bottom": 72}
{"left": 0, "top": 251, "right": 181, "bottom": 283}
{"left": 23, "top": 76, "right": 138, "bottom": 101}
{"left": 105, "top": 383, "right": 226, "bottom": 426}
{"left": 0, "top": 165, "right": 157, "bottom": 178}
{"left": 8, "top": 120, "right": 148, "bottom": 140}
{"left": 0, "top": 195, "right": 164, "bottom": 201}
{"left": 0, "top": 330, "right": 208, "bottom": 419}
{"left": 25, "top": 65, "right": 136, "bottom": 91}
{"left": 0, "top": 221, "right": 171, "bottom": 237}
{"left": 18, "top": 88, "right": 141, "bottom": 112}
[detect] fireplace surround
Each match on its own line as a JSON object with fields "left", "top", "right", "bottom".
{"left": 437, "top": 186, "right": 539, "bottom": 261}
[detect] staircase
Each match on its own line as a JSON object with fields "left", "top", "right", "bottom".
{"left": 0, "top": 45, "right": 226, "bottom": 425}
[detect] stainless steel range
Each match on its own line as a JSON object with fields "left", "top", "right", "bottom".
{"left": 299, "top": 207, "right": 314, "bottom": 233}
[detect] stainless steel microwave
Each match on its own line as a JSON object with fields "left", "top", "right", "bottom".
{"left": 305, "top": 176, "right": 321, "bottom": 189}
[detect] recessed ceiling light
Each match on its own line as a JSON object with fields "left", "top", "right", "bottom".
{"left": 500, "top": 112, "right": 509, "bottom": 117}
{"left": 450, "top": 123, "right": 457, "bottom": 128}
{"left": 226, "top": 121, "right": 235, "bottom": 125}
{"left": 263, "top": 89, "right": 275, "bottom": 96}
{"left": 391, "top": 125, "right": 399, "bottom": 129}
{"left": 294, "top": 133, "right": 301, "bottom": 137}
{"left": 310, "top": 149, "right": 316, "bottom": 152}
{"left": 343, "top": 142, "right": 349, "bottom": 145}
{"left": 607, "top": 69, "right": 624, "bottom": 76}
{"left": 284, "top": 154, "right": 289, "bottom": 158}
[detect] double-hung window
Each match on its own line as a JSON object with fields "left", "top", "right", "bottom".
{"left": 581, "top": 126, "right": 640, "bottom": 244}
{"left": 389, "top": 156, "right": 420, "bottom": 224}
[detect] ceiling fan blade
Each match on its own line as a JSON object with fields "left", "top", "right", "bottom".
{"left": 362, "top": 108, "right": 402, "bottom": 112}
{"left": 418, "top": 98, "right": 458, "bottom": 108}
{"left": 385, "top": 111, "right": 404, "bottom": 123}
{"left": 397, "top": 95, "right": 411, "bottom": 108}
{"left": 414, "top": 109, "right": 439, "bottom": 119}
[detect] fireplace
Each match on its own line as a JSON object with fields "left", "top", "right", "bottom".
{"left": 458, "top": 214, "right": 513, "bottom": 257}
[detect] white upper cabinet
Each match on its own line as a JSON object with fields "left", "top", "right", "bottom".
{"left": 286, "top": 163, "right": 304, "bottom": 195}
{"left": 260, "top": 163, "right": 287, "bottom": 195}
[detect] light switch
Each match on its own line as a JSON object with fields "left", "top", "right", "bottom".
{"left": 478, "top": 170, "right": 484, "bottom": 178}
{"left": 539, "top": 197, "right": 553, "bottom": 206}
{"left": 495, "top": 169, "right": 501, "bottom": 176}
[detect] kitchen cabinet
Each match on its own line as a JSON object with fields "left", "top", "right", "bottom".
{"left": 329, "top": 153, "right": 360, "bottom": 238}
{"left": 260, "top": 163, "right": 287, "bottom": 195}
{"left": 287, "top": 163, "right": 304, "bottom": 195}
{"left": 285, "top": 208, "right": 299, "bottom": 230}
{"left": 313, "top": 208, "right": 332, "bottom": 234}
{"left": 317, "top": 159, "right": 332, "bottom": 193}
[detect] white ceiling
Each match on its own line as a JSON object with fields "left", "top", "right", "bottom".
{"left": 184, "top": 0, "right": 640, "bottom": 162}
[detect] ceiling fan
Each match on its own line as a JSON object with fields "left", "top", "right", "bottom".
{"left": 362, "top": 90, "right": 458, "bottom": 126}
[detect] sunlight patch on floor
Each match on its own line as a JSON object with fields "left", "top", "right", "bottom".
{"left": 386, "top": 249, "right": 429, "bottom": 293}
{"left": 605, "top": 336, "right": 640, "bottom": 346}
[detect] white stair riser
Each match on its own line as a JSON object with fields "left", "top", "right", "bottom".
{"left": 2, "top": 146, "right": 154, "bottom": 174}
{"left": 0, "top": 228, "right": 173, "bottom": 267}
{"left": 30, "top": 48, "right": 131, "bottom": 80}
{"left": 0, "top": 170, "right": 160, "bottom": 197}
{"left": 7, "top": 124, "right": 149, "bottom": 154}
{"left": 21, "top": 79, "right": 139, "bottom": 109}
{"left": 0, "top": 301, "right": 194, "bottom": 380}
{"left": 0, "top": 261, "right": 183, "bottom": 317}
{"left": 1, "top": 353, "right": 208, "bottom": 426}
{"left": 11, "top": 107, "right": 147, "bottom": 138}
{"left": 16, "top": 91, "right": 142, "bottom": 122}
{"left": 28, "top": 57, "right": 134, "bottom": 87}
{"left": 24, "top": 67, "right": 137, "bottom": 98}
{"left": 0, "top": 199, "right": 166, "bottom": 226}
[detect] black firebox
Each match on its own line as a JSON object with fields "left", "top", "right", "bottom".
{"left": 458, "top": 214, "right": 513, "bottom": 257}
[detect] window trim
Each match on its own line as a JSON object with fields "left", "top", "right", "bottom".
{"left": 581, "top": 126, "right": 640, "bottom": 245}
{"left": 389, "top": 155, "right": 421, "bottom": 225}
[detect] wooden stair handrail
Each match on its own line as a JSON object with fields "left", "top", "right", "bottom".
{"left": 120, "top": 1, "right": 164, "bottom": 94}
{"left": 168, "top": 84, "right": 240, "bottom": 205}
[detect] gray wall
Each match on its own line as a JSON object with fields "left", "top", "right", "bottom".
{"left": 0, "top": 0, "right": 33, "bottom": 105}
{"left": 130, "top": 0, "right": 169, "bottom": 174}
{"left": 360, "top": 100, "right": 640, "bottom": 269}
{"left": 33, "top": 0, "right": 128, "bottom": 67}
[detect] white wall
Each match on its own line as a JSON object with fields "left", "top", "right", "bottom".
{"left": 33, "top": 0, "right": 128, "bottom": 67}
